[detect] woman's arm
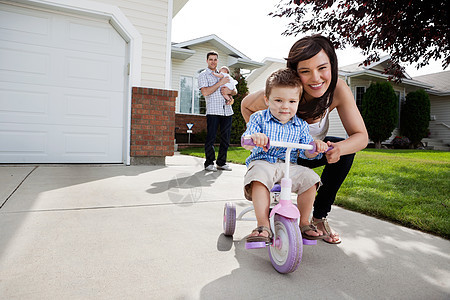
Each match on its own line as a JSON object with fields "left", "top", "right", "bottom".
{"left": 327, "top": 78, "right": 368, "bottom": 162}
{"left": 240, "top": 89, "right": 268, "bottom": 123}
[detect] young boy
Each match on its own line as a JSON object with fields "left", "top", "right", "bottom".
{"left": 212, "top": 66, "right": 238, "bottom": 105}
{"left": 242, "top": 68, "right": 328, "bottom": 243}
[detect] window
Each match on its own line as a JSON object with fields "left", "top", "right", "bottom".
{"left": 179, "top": 73, "right": 205, "bottom": 114}
{"left": 355, "top": 86, "right": 366, "bottom": 110}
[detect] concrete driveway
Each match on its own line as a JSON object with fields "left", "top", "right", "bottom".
{"left": 1, "top": 153, "right": 449, "bottom": 299}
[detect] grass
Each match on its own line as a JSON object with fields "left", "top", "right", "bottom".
{"left": 179, "top": 147, "right": 450, "bottom": 239}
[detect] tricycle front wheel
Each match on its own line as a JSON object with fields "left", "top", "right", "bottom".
{"left": 269, "top": 214, "right": 302, "bottom": 273}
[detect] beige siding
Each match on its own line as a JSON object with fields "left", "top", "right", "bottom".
{"left": 95, "top": 0, "right": 170, "bottom": 89}
{"left": 171, "top": 43, "right": 229, "bottom": 112}
{"left": 327, "top": 109, "right": 347, "bottom": 138}
{"left": 247, "top": 62, "right": 285, "bottom": 93}
{"left": 429, "top": 95, "right": 450, "bottom": 143}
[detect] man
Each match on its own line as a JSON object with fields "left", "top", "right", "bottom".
{"left": 198, "top": 51, "right": 237, "bottom": 171}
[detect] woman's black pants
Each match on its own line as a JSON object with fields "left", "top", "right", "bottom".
{"left": 297, "top": 136, "right": 355, "bottom": 219}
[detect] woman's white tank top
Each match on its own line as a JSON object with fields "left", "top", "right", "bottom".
{"left": 308, "top": 109, "right": 329, "bottom": 140}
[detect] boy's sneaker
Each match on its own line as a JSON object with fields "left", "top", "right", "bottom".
{"left": 217, "top": 164, "right": 232, "bottom": 171}
{"left": 205, "top": 164, "right": 217, "bottom": 172}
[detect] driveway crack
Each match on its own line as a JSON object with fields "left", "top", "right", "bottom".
{"left": 0, "top": 166, "right": 38, "bottom": 210}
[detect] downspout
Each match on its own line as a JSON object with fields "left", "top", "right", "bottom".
{"left": 165, "top": 0, "right": 174, "bottom": 89}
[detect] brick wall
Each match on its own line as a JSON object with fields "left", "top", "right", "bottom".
{"left": 175, "top": 113, "right": 207, "bottom": 135}
{"left": 130, "top": 87, "right": 177, "bottom": 164}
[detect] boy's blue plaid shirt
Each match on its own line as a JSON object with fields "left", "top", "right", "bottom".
{"left": 242, "top": 109, "right": 322, "bottom": 167}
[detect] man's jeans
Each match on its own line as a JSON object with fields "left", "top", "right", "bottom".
{"left": 204, "top": 115, "right": 232, "bottom": 168}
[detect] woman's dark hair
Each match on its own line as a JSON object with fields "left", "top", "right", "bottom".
{"left": 286, "top": 34, "right": 338, "bottom": 120}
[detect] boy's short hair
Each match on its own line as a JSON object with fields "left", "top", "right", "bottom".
{"left": 207, "top": 51, "right": 219, "bottom": 59}
{"left": 265, "top": 68, "right": 302, "bottom": 98}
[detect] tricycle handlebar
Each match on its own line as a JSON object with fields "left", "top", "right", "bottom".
{"left": 241, "top": 135, "right": 333, "bottom": 153}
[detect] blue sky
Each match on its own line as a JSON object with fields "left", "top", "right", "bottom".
{"left": 172, "top": 0, "right": 446, "bottom": 77}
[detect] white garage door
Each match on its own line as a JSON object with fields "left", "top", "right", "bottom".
{"left": 0, "top": 3, "right": 127, "bottom": 163}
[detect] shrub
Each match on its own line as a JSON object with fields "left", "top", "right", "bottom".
{"left": 400, "top": 89, "right": 430, "bottom": 148}
{"left": 391, "top": 136, "right": 411, "bottom": 149}
{"left": 230, "top": 69, "right": 249, "bottom": 144}
{"left": 361, "top": 82, "right": 398, "bottom": 148}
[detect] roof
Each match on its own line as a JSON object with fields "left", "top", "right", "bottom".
{"left": 173, "top": 0, "right": 189, "bottom": 17}
{"left": 339, "top": 55, "right": 413, "bottom": 79}
{"left": 339, "top": 55, "right": 433, "bottom": 90}
{"left": 246, "top": 57, "right": 285, "bottom": 84}
{"left": 412, "top": 70, "right": 450, "bottom": 96}
{"left": 171, "top": 34, "right": 264, "bottom": 70}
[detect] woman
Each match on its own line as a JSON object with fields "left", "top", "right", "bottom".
{"left": 241, "top": 34, "right": 368, "bottom": 244}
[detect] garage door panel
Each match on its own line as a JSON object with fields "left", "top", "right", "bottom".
{"left": 1, "top": 82, "right": 123, "bottom": 127}
{"left": 0, "top": 6, "right": 51, "bottom": 42}
{"left": 0, "top": 46, "right": 50, "bottom": 79}
{"left": 0, "top": 123, "right": 123, "bottom": 163}
{"left": 0, "top": 4, "right": 127, "bottom": 163}
{"left": 66, "top": 55, "right": 114, "bottom": 85}
{"left": 1, "top": 41, "right": 125, "bottom": 92}
{"left": 0, "top": 127, "right": 48, "bottom": 155}
{"left": 58, "top": 126, "right": 123, "bottom": 162}
{"left": 62, "top": 91, "right": 124, "bottom": 127}
{"left": 0, "top": 87, "right": 49, "bottom": 118}
{"left": 67, "top": 20, "right": 112, "bottom": 46}
{"left": 0, "top": 4, "right": 124, "bottom": 57}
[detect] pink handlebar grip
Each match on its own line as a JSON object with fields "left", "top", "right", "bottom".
{"left": 308, "top": 141, "right": 333, "bottom": 154}
{"left": 241, "top": 136, "right": 270, "bottom": 148}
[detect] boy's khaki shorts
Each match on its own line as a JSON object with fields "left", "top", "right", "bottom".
{"left": 244, "top": 160, "right": 321, "bottom": 201}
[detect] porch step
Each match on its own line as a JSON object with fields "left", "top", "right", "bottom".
{"left": 422, "top": 138, "right": 450, "bottom": 151}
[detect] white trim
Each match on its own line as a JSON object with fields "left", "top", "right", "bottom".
{"left": 165, "top": 0, "right": 173, "bottom": 89}
{"left": 363, "top": 55, "right": 391, "bottom": 70}
{"left": 6, "top": 0, "right": 143, "bottom": 165}
{"left": 174, "top": 34, "right": 251, "bottom": 60}
{"left": 339, "top": 69, "right": 433, "bottom": 89}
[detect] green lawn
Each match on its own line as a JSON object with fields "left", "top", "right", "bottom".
{"left": 180, "top": 147, "right": 450, "bottom": 239}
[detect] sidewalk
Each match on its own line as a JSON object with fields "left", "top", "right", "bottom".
{"left": 1, "top": 153, "right": 449, "bottom": 299}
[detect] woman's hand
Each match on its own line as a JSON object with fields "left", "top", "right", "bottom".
{"left": 306, "top": 140, "right": 328, "bottom": 158}
{"left": 325, "top": 141, "right": 341, "bottom": 163}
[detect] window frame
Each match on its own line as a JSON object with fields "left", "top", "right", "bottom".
{"left": 178, "top": 71, "right": 205, "bottom": 115}
{"left": 355, "top": 86, "right": 366, "bottom": 111}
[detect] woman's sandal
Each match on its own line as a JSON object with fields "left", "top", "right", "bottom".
{"left": 300, "top": 224, "right": 327, "bottom": 240}
{"left": 311, "top": 217, "right": 342, "bottom": 244}
{"left": 246, "top": 226, "right": 273, "bottom": 243}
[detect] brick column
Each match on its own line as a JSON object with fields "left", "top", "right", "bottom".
{"left": 130, "top": 87, "right": 177, "bottom": 165}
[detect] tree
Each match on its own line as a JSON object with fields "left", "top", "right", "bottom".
{"left": 361, "top": 82, "right": 398, "bottom": 148}
{"left": 230, "top": 68, "right": 249, "bottom": 144}
{"left": 400, "top": 89, "right": 430, "bottom": 148}
{"left": 270, "top": 0, "right": 449, "bottom": 80}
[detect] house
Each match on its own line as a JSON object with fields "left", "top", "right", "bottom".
{"left": 246, "top": 57, "right": 286, "bottom": 94}
{"left": 0, "top": 0, "right": 190, "bottom": 165}
{"left": 412, "top": 71, "right": 450, "bottom": 149}
{"left": 246, "top": 56, "right": 449, "bottom": 148}
{"left": 171, "top": 34, "right": 263, "bottom": 142}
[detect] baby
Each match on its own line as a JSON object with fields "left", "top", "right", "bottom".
{"left": 212, "top": 66, "right": 238, "bottom": 105}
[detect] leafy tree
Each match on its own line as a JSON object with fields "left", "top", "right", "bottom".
{"left": 270, "top": 0, "right": 449, "bottom": 80}
{"left": 400, "top": 89, "right": 430, "bottom": 148}
{"left": 361, "top": 82, "right": 398, "bottom": 148}
{"left": 230, "top": 68, "right": 249, "bottom": 144}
